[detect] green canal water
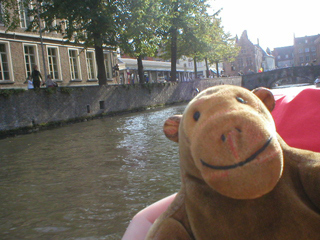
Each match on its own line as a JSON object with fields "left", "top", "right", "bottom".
{"left": 0, "top": 104, "right": 187, "bottom": 239}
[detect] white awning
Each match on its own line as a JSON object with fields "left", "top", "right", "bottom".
{"left": 119, "top": 58, "right": 193, "bottom": 72}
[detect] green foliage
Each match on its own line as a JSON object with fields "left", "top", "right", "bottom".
{"left": 160, "top": 0, "right": 211, "bottom": 58}
{"left": 1, "top": 0, "right": 21, "bottom": 31}
{"left": 3, "top": 0, "right": 239, "bottom": 83}
{"left": 118, "top": 0, "right": 163, "bottom": 83}
{"left": 59, "top": 87, "right": 73, "bottom": 95}
{"left": 118, "top": 0, "right": 162, "bottom": 58}
{"left": 23, "top": 0, "right": 119, "bottom": 48}
{"left": 0, "top": 89, "right": 26, "bottom": 98}
{"left": 157, "top": 0, "right": 211, "bottom": 80}
{"left": 44, "top": 87, "right": 57, "bottom": 94}
{"left": 121, "top": 84, "right": 135, "bottom": 90}
{"left": 42, "top": 0, "right": 120, "bottom": 85}
{"left": 176, "top": 9, "right": 239, "bottom": 77}
{"left": 204, "top": 18, "right": 240, "bottom": 66}
{"left": 3, "top": 0, "right": 119, "bottom": 85}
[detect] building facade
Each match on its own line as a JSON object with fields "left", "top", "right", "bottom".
{"left": 0, "top": 2, "right": 218, "bottom": 89}
{"left": 223, "top": 30, "right": 275, "bottom": 76}
{"left": 272, "top": 34, "right": 320, "bottom": 68}
{"left": 272, "top": 46, "right": 294, "bottom": 68}
{"left": 294, "top": 34, "right": 320, "bottom": 66}
{"left": 0, "top": 2, "right": 119, "bottom": 89}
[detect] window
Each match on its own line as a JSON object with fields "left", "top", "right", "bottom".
{"left": 18, "top": 0, "right": 30, "bottom": 28}
{"left": 24, "top": 45, "right": 36, "bottom": 78}
{"left": 305, "top": 48, "right": 309, "bottom": 53}
{"left": 277, "top": 56, "right": 281, "bottom": 60}
{"left": 197, "top": 62, "right": 203, "bottom": 67}
{"left": 311, "top": 46, "right": 316, "bottom": 52}
{"left": 103, "top": 53, "right": 112, "bottom": 79}
{"left": 299, "top": 56, "right": 304, "bottom": 63}
{"left": 306, "top": 55, "right": 310, "bottom": 62}
{"left": 298, "top": 48, "right": 303, "bottom": 53}
{"left": 0, "top": 43, "right": 11, "bottom": 81}
{"left": 86, "top": 51, "right": 96, "bottom": 80}
{"left": 47, "top": 47, "right": 60, "bottom": 80}
{"left": 68, "top": 49, "right": 80, "bottom": 80}
{"left": 246, "top": 58, "right": 252, "bottom": 66}
{"left": 238, "top": 58, "right": 243, "bottom": 69}
{"left": 285, "top": 54, "right": 289, "bottom": 59}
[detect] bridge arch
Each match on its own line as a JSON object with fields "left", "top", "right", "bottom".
{"left": 242, "top": 65, "right": 320, "bottom": 90}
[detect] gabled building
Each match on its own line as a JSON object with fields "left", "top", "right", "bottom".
{"left": 223, "top": 30, "right": 275, "bottom": 76}
{"left": 0, "top": 2, "right": 119, "bottom": 89}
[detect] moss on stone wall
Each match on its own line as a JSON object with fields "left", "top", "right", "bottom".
{"left": 0, "top": 89, "right": 26, "bottom": 98}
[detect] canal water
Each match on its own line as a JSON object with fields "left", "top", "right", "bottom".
{"left": 0, "top": 104, "right": 187, "bottom": 239}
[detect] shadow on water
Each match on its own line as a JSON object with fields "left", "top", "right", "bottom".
{"left": 0, "top": 104, "right": 187, "bottom": 239}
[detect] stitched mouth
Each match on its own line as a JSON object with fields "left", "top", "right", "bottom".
{"left": 200, "top": 136, "right": 273, "bottom": 170}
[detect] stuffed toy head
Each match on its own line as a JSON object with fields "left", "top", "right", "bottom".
{"left": 164, "top": 85, "right": 283, "bottom": 199}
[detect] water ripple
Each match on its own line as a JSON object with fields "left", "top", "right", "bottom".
{"left": 0, "top": 104, "right": 186, "bottom": 239}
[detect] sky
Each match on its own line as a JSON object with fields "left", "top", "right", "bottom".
{"left": 208, "top": 0, "right": 319, "bottom": 51}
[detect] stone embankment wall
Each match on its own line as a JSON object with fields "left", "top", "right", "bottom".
{"left": 0, "top": 77, "right": 241, "bottom": 136}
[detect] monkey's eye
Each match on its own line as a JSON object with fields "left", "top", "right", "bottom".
{"left": 193, "top": 111, "right": 200, "bottom": 121}
{"left": 236, "top": 97, "right": 247, "bottom": 104}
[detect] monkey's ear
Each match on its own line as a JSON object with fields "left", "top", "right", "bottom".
{"left": 252, "top": 87, "right": 275, "bottom": 112}
{"left": 163, "top": 115, "right": 182, "bottom": 142}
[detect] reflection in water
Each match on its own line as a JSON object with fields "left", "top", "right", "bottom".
{"left": 0, "top": 104, "right": 186, "bottom": 239}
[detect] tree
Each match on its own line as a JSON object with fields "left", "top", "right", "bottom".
{"left": 1, "top": 0, "right": 21, "bottom": 31}
{"left": 118, "top": 0, "right": 162, "bottom": 83}
{"left": 159, "top": 0, "right": 210, "bottom": 81}
{"left": 178, "top": 11, "right": 215, "bottom": 79}
{"left": 44, "top": 0, "right": 119, "bottom": 85}
{"left": 3, "top": 0, "right": 119, "bottom": 85}
{"left": 204, "top": 19, "right": 240, "bottom": 77}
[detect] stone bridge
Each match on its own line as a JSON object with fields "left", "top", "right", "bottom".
{"left": 242, "top": 65, "right": 320, "bottom": 90}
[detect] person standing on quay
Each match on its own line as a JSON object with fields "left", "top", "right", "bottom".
{"left": 45, "top": 74, "right": 58, "bottom": 87}
{"left": 31, "top": 65, "right": 43, "bottom": 89}
{"left": 24, "top": 75, "right": 34, "bottom": 90}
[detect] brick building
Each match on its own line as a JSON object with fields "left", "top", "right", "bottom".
{"left": 272, "top": 34, "right": 320, "bottom": 68}
{"left": 223, "top": 30, "right": 275, "bottom": 76}
{"left": 0, "top": 3, "right": 119, "bottom": 89}
{"left": 294, "top": 34, "right": 320, "bottom": 66}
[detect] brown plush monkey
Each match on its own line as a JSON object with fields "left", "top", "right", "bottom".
{"left": 146, "top": 85, "right": 320, "bottom": 240}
